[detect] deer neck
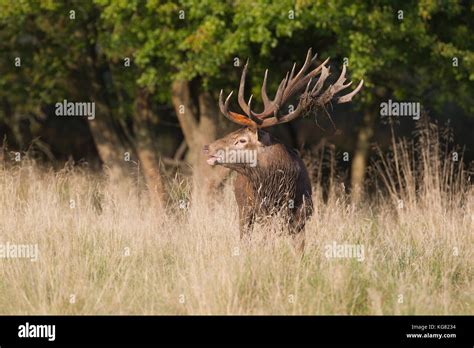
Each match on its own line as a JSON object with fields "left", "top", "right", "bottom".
{"left": 241, "top": 147, "right": 300, "bottom": 209}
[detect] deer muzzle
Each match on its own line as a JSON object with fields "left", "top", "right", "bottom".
{"left": 203, "top": 144, "right": 220, "bottom": 166}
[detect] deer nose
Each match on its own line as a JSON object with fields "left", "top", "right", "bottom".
{"left": 203, "top": 144, "right": 209, "bottom": 154}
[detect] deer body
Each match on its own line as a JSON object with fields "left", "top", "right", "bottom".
{"left": 233, "top": 130, "right": 312, "bottom": 234}
{"left": 204, "top": 48, "right": 363, "bottom": 250}
{"left": 205, "top": 127, "right": 312, "bottom": 248}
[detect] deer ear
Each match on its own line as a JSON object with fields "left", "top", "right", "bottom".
{"left": 256, "top": 129, "right": 271, "bottom": 145}
{"left": 247, "top": 127, "right": 263, "bottom": 144}
{"left": 247, "top": 126, "right": 258, "bottom": 137}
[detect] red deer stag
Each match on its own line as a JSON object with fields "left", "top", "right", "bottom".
{"left": 203, "top": 48, "right": 363, "bottom": 250}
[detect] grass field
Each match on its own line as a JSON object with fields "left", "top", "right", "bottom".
{"left": 0, "top": 126, "right": 472, "bottom": 315}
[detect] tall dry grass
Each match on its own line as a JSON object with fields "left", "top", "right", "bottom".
{"left": 0, "top": 123, "right": 472, "bottom": 314}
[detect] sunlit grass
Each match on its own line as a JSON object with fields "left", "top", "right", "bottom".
{"left": 0, "top": 126, "right": 472, "bottom": 314}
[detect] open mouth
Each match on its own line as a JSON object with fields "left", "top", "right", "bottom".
{"left": 206, "top": 156, "right": 220, "bottom": 165}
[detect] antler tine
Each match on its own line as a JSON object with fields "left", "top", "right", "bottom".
{"left": 252, "top": 70, "right": 291, "bottom": 120}
{"left": 238, "top": 60, "right": 250, "bottom": 114}
{"left": 333, "top": 64, "right": 351, "bottom": 90}
{"left": 236, "top": 61, "right": 266, "bottom": 126}
{"left": 338, "top": 79, "right": 364, "bottom": 103}
{"left": 247, "top": 97, "right": 263, "bottom": 125}
{"left": 291, "top": 48, "right": 313, "bottom": 84}
{"left": 256, "top": 75, "right": 315, "bottom": 129}
{"left": 304, "top": 77, "right": 313, "bottom": 94}
{"left": 283, "top": 57, "right": 329, "bottom": 100}
{"left": 282, "top": 49, "right": 316, "bottom": 99}
{"left": 271, "top": 75, "right": 289, "bottom": 119}
{"left": 261, "top": 69, "right": 271, "bottom": 108}
{"left": 218, "top": 89, "right": 231, "bottom": 115}
{"left": 288, "top": 62, "right": 296, "bottom": 84}
{"left": 247, "top": 94, "right": 253, "bottom": 116}
{"left": 317, "top": 64, "right": 357, "bottom": 105}
{"left": 258, "top": 94, "right": 307, "bottom": 128}
{"left": 219, "top": 90, "right": 235, "bottom": 121}
{"left": 311, "top": 65, "right": 330, "bottom": 95}
{"left": 246, "top": 94, "right": 264, "bottom": 125}
{"left": 219, "top": 90, "right": 258, "bottom": 128}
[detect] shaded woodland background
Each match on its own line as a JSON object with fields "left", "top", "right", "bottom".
{"left": 0, "top": 0, "right": 472, "bottom": 204}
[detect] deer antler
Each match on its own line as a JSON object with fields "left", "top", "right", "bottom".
{"left": 219, "top": 48, "right": 364, "bottom": 129}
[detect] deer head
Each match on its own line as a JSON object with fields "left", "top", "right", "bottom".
{"left": 204, "top": 48, "right": 364, "bottom": 171}
{"left": 204, "top": 127, "right": 271, "bottom": 172}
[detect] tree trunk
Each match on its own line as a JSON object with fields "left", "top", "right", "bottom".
{"left": 87, "top": 109, "right": 131, "bottom": 182}
{"left": 134, "top": 88, "right": 165, "bottom": 208}
{"left": 84, "top": 36, "right": 133, "bottom": 183}
{"left": 171, "top": 80, "right": 198, "bottom": 152}
{"left": 171, "top": 80, "right": 229, "bottom": 197}
{"left": 194, "top": 90, "right": 229, "bottom": 193}
{"left": 351, "top": 108, "right": 376, "bottom": 203}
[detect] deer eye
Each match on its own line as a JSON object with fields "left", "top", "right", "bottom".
{"left": 239, "top": 138, "right": 247, "bottom": 143}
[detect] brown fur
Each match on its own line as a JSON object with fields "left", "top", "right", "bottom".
{"left": 204, "top": 127, "right": 313, "bottom": 250}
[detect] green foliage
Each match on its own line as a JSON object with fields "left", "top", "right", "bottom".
{"left": 0, "top": 1, "right": 99, "bottom": 115}
{"left": 93, "top": 0, "right": 473, "bottom": 112}
{"left": 0, "top": 0, "right": 472, "bottom": 120}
